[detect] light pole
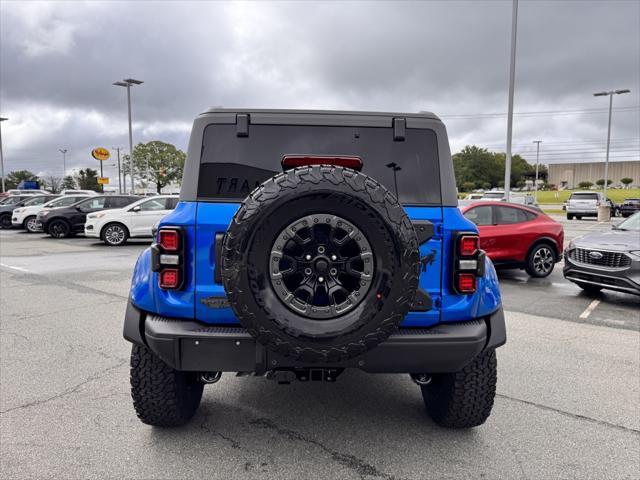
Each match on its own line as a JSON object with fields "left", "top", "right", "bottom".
{"left": 59, "top": 149, "right": 68, "bottom": 178}
{"left": 593, "top": 89, "right": 630, "bottom": 202}
{"left": 532, "top": 140, "right": 542, "bottom": 201}
{"left": 503, "top": 0, "right": 518, "bottom": 202}
{"left": 113, "top": 78, "right": 143, "bottom": 194}
{"left": 0, "top": 117, "right": 7, "bottom": 193}
{"left": 112, "top": 147, "right": 123, "bottom": 194}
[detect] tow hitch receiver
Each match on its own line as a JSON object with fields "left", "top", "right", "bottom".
{"left": 266, "top": 368, "right": 344, "bottom": 384}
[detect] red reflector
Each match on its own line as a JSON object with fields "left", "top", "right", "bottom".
{"left": 159, "top": 229, "right": 180, "bottom": 251}
{"left": 159, "top": 268, "right": 180, "bottom": 289}
{"left": 281, "top": 155, "right": 363, "bottom": 171}
{"left": 457, "top": 273, "right": 477, "bottom": 293}
{"left": 460, "top": 235, "right": 479, "bottom": 256}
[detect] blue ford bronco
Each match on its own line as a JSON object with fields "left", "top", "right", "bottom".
{"left": 124, "top": 109, "right": 506, "bottom": 429}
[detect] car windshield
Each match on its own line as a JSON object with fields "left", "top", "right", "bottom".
{"left": 570, "top": 193, "right": 598, "bottom": 200}
{"left": 616, "top": 212, "right": 640, "bottom": 231}
{"left": 22, "top": 196, "right": 49, "bottom": 206}
{"left": 1, "top": 196, "right": 23, "bottom": 205}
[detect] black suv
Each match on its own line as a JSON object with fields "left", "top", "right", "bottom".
{"left": 39, "top": 195, "right": 139, "bottom": 238}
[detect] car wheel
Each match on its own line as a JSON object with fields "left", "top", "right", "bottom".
{"left": 221, "top": 165, "right": 420, "bottom": 363}
{"left": 102, "top": 223, "right": 129, "bottom": 246}
{"left": 576, "top": 216, "right": 582, "bottom": 220}
{"left": 566, "top": 214, "right": 573, "bottom": 220}
{"left": 525, "top": 243, "right": 555, "bottom": 278}
{"left": 0, "top": 214, "right": 12, "bottom": 229}
{"left": 48, "top": 219, "right": 71, "bottom": 238}
{"left": 421, "top": 350, "right": 497, "bottom": 428}
{"left": 24, "top": 216, "right": 39, "bottom": 233}
{"left": 576, "top": 282, "right": 602, "bottom": 294}
{"left": 130, "top": 344, "right": 203, "bottom": 427}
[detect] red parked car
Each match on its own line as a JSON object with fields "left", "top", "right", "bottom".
{"left": 460, "top": 201, "right": 564, "bottom": 278}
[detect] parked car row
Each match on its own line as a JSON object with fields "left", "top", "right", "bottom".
{"left": 564, "top": 191, "right": 639, "bottom": 219}
{"left": 461, "top": 201, "right": 564, "bottom": 278}
{"left": 461, "top": 199, "right": 640, "bottom": 295}
{"left": 1, "top": 192, "right": 177, "bottom": 246}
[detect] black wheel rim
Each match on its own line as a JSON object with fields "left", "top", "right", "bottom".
{"left": 0, "top": 216, "right": 11, "bottom": 228}
{"left": 50, "top": 222, "right": 67, "bottom": 238}
{"left": 269, "top": 213, "right": 374, "bottom": 319}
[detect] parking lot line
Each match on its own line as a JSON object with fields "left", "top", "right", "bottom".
{"left": 579, "top": 299, "right": 600, "bottom": 319}
{"left": 0, "top": 262, "right": 30, "bottom": 274}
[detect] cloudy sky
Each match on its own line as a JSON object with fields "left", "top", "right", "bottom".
{"left": 1, "top": 0, "right": 638, "bottom": 181}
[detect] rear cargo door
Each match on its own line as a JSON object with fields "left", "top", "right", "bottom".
{"left": 194, "top": 117, "right": 443, "bottom": 326}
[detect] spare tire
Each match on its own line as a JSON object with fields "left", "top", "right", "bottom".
{"left": 221, "top": 165, "right": 420, "bottom": 363}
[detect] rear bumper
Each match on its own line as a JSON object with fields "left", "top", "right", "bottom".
{"left": 123, "top": 301, "right": 506, "bottom": 374}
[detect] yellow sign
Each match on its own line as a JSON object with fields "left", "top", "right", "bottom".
{"left": 92, "top": 147, "right": 111, "bottom": 161}
{"left": 97, "top": 177, "right": 109, "bottom": 185}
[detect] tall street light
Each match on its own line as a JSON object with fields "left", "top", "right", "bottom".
{"left": 532, "top": 140, "right": 542, "bottom": 201}
{"left": 0, "top": 117, "right": 7, "bottom": 193}
{"left": 593, "top": 89, "right": 631, "bottom": 201}
{"left": 503, "top": 0, "right": 519, "bottom": 202}
{"left": 112, "top": 147, "right": 123, "bottom": 194}
{"left": 59, "top": 149, "right": 68, "bottom": 178}
{"left": 113, "top": 78, "right": 143, "bottom": 194}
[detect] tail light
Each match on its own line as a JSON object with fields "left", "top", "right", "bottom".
{"left": 281, "top": 155, "right": 363, "bottom": 171}
{"left": 453, "top": 232, "right": 484, "bottom": 295}
{"left": 158, "top": 229, "right": 180, "bottom": 251}
{"left": 152, "top": 227, "right": 184, "bottom": 290}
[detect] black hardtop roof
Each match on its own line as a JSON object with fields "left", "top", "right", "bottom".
{"left": 201, "top": 107, "right": 440, "bottom": 121}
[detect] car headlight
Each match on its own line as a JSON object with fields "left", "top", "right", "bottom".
{"left": 13, "top": 208, "right": 24, "bottom": 214}
{"left": 40, "top": 210, "right": 50, "bottom": 216}
{"left": 629, "top": 250, "right": 640, "bottom": 260}
{"left": 567, "top": 240, "right": 575, "bottom": 250}
{"left": 88, "top": 213, "right": 106, "bottom": 219}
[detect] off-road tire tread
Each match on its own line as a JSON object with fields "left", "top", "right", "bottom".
{"left": 422, "top": 350, "right": 497, "bottom": 428}
{"left": 130, "top": 344, "right": 203, "bottom": 427}
{"left": 222, "top": 165, "right": 420, "bottom": 363}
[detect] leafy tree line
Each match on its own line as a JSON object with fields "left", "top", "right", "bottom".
{"left": 453, "top": 145, "right": 548, "bottom": 192}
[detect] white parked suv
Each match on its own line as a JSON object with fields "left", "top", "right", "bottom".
{"left": 12, "top": 194, "right": 92, "bottom": 232}
{"left": 84, "top": 195, "right": 178, "bottom": 246}
{"left": 566, "top": 191, "right": 605, "bottom": 220}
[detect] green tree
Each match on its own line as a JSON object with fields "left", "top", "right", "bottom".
{"left": 122, "top": 141, "right": 186, "bottom": 193}
{"left": 62, "top": 176, "right": 77, "bottom": 190}
{"left": 42, "top": 176, "right": 63, "bottom": 193}
{"left": 481, "top": 182, "right": 491, "bottom": 190}
{"left": 74, "top": 168, "right": 100, "bottom": 192}
{"left": 461, "top": 181, "right": 476, "bottom": 192}
{"left": 621, "top": 177, "right": 633, "bottom": 188}
{"left": 596, "top": 179, "right": 612, "bottom": 187}
{"left": 578, "top": 181, "right": 594, "bottom": 189}
{"left": 452, "top": 146, "right": 502, "bottom": 190}
{"left": 4, "top": 170, "right": 39, "bottom": 190}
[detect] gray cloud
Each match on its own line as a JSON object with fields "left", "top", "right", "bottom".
{"left": 1, "top": 0, "right": 638, "bottom": 178}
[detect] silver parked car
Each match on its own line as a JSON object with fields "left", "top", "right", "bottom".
{"left": 563, "top": 212, "right": 640, "bottom": 295}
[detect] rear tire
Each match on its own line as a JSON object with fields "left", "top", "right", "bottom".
{"left": 48, "top": 219, "right": 71, "bottom": 238}
{"left": 0, "top": 214, "right": 12, "bottom": 229}
{"left": 421, "top": 350, "right": 497, "bottom": 429}
{"left": 130, "top": 344, "right": 203, "bottom": 427}
{"left": 576, "top": 282, "right": 602, "bottom": 294}
{"left": 525, "top": 243, "right": 556, "bottom": 278}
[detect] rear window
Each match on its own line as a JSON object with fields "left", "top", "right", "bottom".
{"left": 570, "top": 193, "right": 598, "bottom": 200}
{"left": 198, "top": 124, "right": 441, "bottom": 205}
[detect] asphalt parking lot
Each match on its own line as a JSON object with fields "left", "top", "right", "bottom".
{"left": 1, "top": 217, "right": 639, "bottom": 479}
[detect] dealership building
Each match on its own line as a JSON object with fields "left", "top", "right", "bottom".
{"left": 548, "top": 160, "right": 640, "bottom": 189}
